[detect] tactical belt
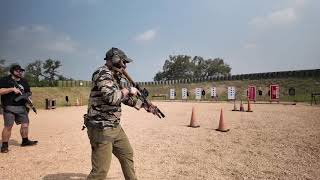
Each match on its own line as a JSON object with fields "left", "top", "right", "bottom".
{"left": 84, "top": 119, "right": 119, "bottom": 130}
{"left": 100, "top": 105, "right": 121, "bottom": 112}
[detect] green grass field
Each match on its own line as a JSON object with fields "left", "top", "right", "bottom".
{"left": 31, "top": 87, "right": 91, "bottom": 109}
{"left": 29, "top": 77, "right": 320, "bottom": 109}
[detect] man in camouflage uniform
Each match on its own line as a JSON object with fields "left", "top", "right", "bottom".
{"left": 84, "top": 47, "right": 157, "bottom": 180}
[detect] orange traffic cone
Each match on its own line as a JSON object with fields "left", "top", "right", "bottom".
{"left": 232, "top": 100, "right": 239, "bottom": 111}
{"left": 246, "top": 99, "right": 253, "bottom": 112}
{"left": 239, "top": 100, "right": 245, "bottom": 112}
{"left": 188, "top": 107, "right": 200, "bottom": 128}
{"left": 216, "top": 108, "right": 229, "bottom": 132}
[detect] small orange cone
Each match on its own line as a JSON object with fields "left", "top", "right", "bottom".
{"left": 216, "top": 108, "right": 229, "bottom": 132}
{"left": 239, "top": 100, "right": 245, "bottom": 112}
{"left": 246, "top": 99, "right": 253, "bottom": 112}
{"left": 188, "top": 107, "right": 200, "bottom": 128}
{"left": 232, "top": 100, "right": 239, "bottom": 111}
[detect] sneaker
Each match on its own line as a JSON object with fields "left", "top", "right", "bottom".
{"left": 1, "top": 146, "right": 9, "bottom": 153}
{"left": 21, "top": 140, "right": 38, "bottom": 147}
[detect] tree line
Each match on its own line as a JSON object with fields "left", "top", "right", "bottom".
{"left": 0, "top": 54, "right": 232, "bottom": 86}
{"left": 0, "top": 59, "right": 72, "bottom": 87}
{"left": 154, "top": 55, "right": 231, "bottom": 81}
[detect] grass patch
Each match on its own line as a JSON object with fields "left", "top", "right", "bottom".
{"left": 31, "top": 87, "right": 91, "bottom": 109}
{"left": 28, "top": 77, "right": 320, "bottom": 109}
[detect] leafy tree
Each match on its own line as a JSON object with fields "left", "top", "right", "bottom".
{"left": 24, "top": 60, "right": 43, "bottom": 86}
{"left": 0, "top": 58, "right": 70, "bottom": 87}
{"left": 0, "top": 59, "right": 9, "bottom": 77}
{"left": 192, "top": 56, "right": 206, "bottom": 78}
{"left": 154, "top": 55, "right": 194, "bottom": 81}
{"left": 154, "top": 55, "right": 231, "bottom": 81}
{"left": 204, "top": 58, "right": 231, "bottom": 77}
{"left": 57, "top": 75, "right": 73, "bottom": 81}
{"left": 42, "top": 59, "right": 62, "bottom": 86}
{"left": 23, "top": 59, "right": 70, "bottom": 87}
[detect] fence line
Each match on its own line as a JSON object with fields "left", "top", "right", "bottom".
{"left": 57, "top": 69, "right": 320, "bottom": 87}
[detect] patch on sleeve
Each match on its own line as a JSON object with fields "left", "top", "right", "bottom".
{"left": 98, "top": 80, "right": 114, "bottom": 88}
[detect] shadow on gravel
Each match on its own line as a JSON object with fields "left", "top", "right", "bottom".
{"left": 42, "top": 173, "right": 119, "bottom": 180}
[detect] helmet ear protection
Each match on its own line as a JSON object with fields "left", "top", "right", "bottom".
{"left": 111, "top": 47, "right": 121, "bottom": 65}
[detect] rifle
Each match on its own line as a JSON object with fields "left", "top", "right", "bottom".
{"left": 112, "top": 67, "right": 165, "bottom": 119}
{"left": 14, "top": 92, "right": 37, "bottom": 114}
{"left": 10, "top": 80, "right": 37, "bottom": 114}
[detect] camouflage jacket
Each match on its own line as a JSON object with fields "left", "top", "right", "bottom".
{"left": 84, "top": 65, "right": 143, "bottom": 129}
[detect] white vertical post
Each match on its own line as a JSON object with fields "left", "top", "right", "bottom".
{"left": 228, "top": 86, "right": 236, "bottom": 100}
{"left": 182, "top": 88, "right": 188, "bottom": 100}
{"left": 195, "top": 88, "right": 202, "bottom": 100}
{"left": 170, "top": 89, "right": 175, "bottom": 100}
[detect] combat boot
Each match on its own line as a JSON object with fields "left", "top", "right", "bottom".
{"left": 21, "top": 139, "right": 38, "bottom": 147}
{"left": 1, "top": 145, "right": 9, "bottom": 153}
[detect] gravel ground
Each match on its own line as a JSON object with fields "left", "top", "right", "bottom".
{"left": 1, "top": 102, "right": 319, "bottom": 180}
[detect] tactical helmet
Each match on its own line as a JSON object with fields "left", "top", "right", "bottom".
{"left": 104, "top": 47, "right": 133, "bottom": 64}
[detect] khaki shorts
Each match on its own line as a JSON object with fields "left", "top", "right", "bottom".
{"left": 3, "top": 106, "right": 29, "bottom": 127}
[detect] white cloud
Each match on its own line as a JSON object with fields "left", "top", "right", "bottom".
{"left": 294, "top": 0, "right": 307, "bottom": 8}
{"left": 249, "top": 8, "right": 296, "bottom": 27}
{"left": 32, "top": 25, "right": 49, "bottom": 32}
{"left": 249, "top": 0, "right": 308, "bottom": 28}
{"left": 269, "top": 8, "right": 296, "bottom": 24}
{"left": 7, "top": 25, "right": 78, "bottom": 54}
{"left": 244, "top": 43, "right": 257, "bottom": 49}
{"left": 135, "top": 29, "right": 157, "bottom": 42}
{"left": 47, "top": 35, "right": 77, "bottom": 53}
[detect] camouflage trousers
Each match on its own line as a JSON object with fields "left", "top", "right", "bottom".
{"left": 87, "top": 125, "right": 137, "bottom": 180}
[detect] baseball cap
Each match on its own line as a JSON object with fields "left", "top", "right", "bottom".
{"left": 104, "top": 47, "right": 133, "bottom": 63}
{"left": 10, "top": 64, "right": 25, "bottom": 73}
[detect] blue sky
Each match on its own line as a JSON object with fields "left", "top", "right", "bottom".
{"left": 0, "top": 0, "right": 319, "bottom": 81}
